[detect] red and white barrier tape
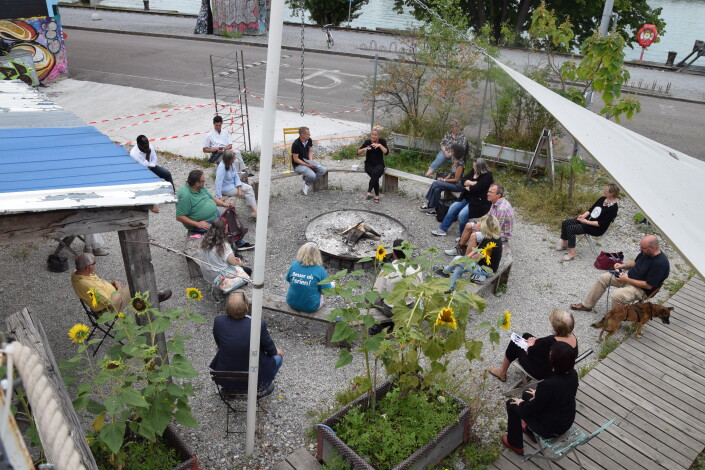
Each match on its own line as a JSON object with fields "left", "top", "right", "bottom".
{"left": 118, "top": 115, "right": 249, "bottom": 146}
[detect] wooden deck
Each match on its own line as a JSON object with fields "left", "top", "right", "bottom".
{"left": 492, "top": 275, "right": 705, "bottom": 469}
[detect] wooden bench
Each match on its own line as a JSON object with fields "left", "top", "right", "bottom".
{"left": 382, "top": 168, "right": 435, "bottom": 193}
{"left": 462, "top": 246, "right": 513, "bottom": 297}
{"left": 262, "top": 293, "right": 388, "bottom": 347}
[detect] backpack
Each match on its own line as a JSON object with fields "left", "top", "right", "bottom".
{"left": 435, "top": 199, "right": 454, "bottom": 223}
{"left": 47, "top": 254, "right": 69, "bottom": 273}
{"left": 220, "top": 207, "right": 248, "bottom": 248}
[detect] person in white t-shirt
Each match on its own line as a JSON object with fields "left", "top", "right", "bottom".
{"left": 202, "top": 115, "right": 248, "bottom": 175}
{"left": 130, "top": 135, "right": 175, "bottom": 213}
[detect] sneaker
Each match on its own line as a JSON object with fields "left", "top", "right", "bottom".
{"left": 433, "top": 266, "right": 450, "bottom": 278}
{"left": 257, "top": 382, "right": 275, "bottom": 399}
{"left": 158, "top": 289, "right": 172, "bottom": 303}
{"left": 444, "top": 248, "right": 457, "bottom": 256}
{"left": 237, "top": 241, "right": 255, "bottom": 251}
{"left": 431, "top": 229, "right": 447, "bottom": 236}
{"left": 425, "top": 209, "right": 437, "bottom": 216}
{"left": 83, "top": 245, "right": 93, "bottom": 254}
{"left": 419, "top": 203, "right": 430, "bottom": 211}
{"left": 302, "top": 180, "right": 309, "bottom": 195}
{"left": 93, "top": 247, "right": 110, "bottom": 256}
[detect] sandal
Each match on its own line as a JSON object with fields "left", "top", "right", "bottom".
{"left": 487, "top": 367, "right": 506, "bottom": 382}
{"left": 562, "top": 254, "right": 575, "bottom": 262}
{"left": 366, "top": 193, "right": 373, "bottom": 200}
{"left": 373, "top": 196, "right": 380, "bottom": 203}
{"left": 570, "top": 303, "right": 592, "bottom": 312}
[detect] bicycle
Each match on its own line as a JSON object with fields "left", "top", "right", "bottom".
{"left": 323, "top": 24, "right": 334, "bottom": 49}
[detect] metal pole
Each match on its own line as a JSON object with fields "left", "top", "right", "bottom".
{"left": 240, "top": 49, "right": 252, "bottom": 152}
{"left": 476, "top": 56, "right": 491, "bottom": 147}
{"left": 209, "top": 55, "right": 218, "bottom": 115}
{"left": 348, "top": 0, "right": 352, "bottom": 26}
{"left": 599, "top": 0, "right": 615, "bottom": 37}
{"left": 370, "top": 54, "right": 378, "bottom": 132}
{"left": 245, "top": 0, "right": 284, "bottom": 457}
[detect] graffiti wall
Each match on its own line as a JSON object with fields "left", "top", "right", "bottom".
{"left": 212, "top": 0, "right": 269, "bottom": 35}
{"left": 0, "top": 17, "right": 68, "bottom": 84}
{"left": 0, "top": 50, "right": 40, "bottom": 87}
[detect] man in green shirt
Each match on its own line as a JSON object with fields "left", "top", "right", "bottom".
{"left": 176, "top": 170, "right": 255, "bottom": 250}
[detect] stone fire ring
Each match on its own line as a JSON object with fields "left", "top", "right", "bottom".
{"left": 305, "top": 210, "right": 409, "bottom": 261}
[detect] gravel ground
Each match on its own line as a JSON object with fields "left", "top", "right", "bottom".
{"left": 0, "top": 151, "right": 691, "bottom": 469}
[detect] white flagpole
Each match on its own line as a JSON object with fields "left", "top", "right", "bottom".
{"left": 245, "top": 0, "right": 284, "bottom": 455}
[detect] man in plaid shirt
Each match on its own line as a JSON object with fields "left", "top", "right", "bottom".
{"left": 444, "top": 183, "right": 514, "bottom": 256}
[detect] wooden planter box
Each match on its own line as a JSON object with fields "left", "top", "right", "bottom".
{"left": 316, "top": 380, "right": 470, "bottom": 469}
{"left": 163, "top": 424, "right": 200, "bottom": 470}
{"left": 390, "top": 133, "right": 437, "bottom": 154}
{"left": 481, "top": 142, "right": 545, "bottom": 169}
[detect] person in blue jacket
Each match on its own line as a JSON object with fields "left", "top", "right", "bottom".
{"left": 286, "top": 242, "right": 332, "bottom": 312}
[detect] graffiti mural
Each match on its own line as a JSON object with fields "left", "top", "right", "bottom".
{"left": 0, "top": 17, "right": 68, "bottom": 84}
{"left": 0, "top": 51, "right": 40, "bottom": 86}
{"left": 212, "top": 0, "right": 269, "bottom": 35}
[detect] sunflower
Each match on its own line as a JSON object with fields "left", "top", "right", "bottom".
{"left": 501, "top": 310, "right": 511, "bottom": 331}
{"left": 68, "top": 324, "right": 91, "bottom": 344}
{"left": 130, "top": 294, "right": 150, "bottom": 314}
{"left": 435, "top": 307, "right": 458, "bottom": 330}
{"left": 87, "top": 287, "right": 98, "bottom": 309}
{"left": 479, "top": 242, "right": 497, "bottom": 266}
{"left": 186, "top": 288, "right": 203, "bottom": 301}
{"left": 102, "top": 359, "right": 123, "bottom": 371}
{"left": 375, "top": 244, "right": 387, "bottom": 262}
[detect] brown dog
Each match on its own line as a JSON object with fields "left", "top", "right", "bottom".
{"left": 591, "top": 302, "right": 672, "bottom": 341}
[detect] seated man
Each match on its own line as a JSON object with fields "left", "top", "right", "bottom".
{"left": 209, "top": 290, "right": 283, "bottom": 397}
{"left": 71, "top": 253, "right": 171, "bottom": 313}
{"left": 130, "top": 134, "right": 176, "bottom": 213}
{"left": 291, "top": 126, "right": 327, "bottom": 196}
{"left": 445, "top": 183, "right": 514, "bottom": 256}
{"left": 369, "top": 239, "right": 423, "bottom": 335}
{"left": 571, "top": 235, "right": 670, "bottom": 312}
{"left": 202, "top": 115, "right": 249, "bottom": 174}
{"left": 175, "top": 169, "right": 254, "bottom": 251}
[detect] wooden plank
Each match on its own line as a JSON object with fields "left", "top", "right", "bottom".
{"left": 284, "top": 447, "right": 321, "bottom": 469}
{"left": 639, "top": 327, "right": 705, "bottom": 367}
{"left": 644, "top": 322, "right": 705, "bottom": 360}
{"left": 668, "top": 292, "right": 705, "bottom": 313}
{"left": 6, "top": 308, "right": 99, "bottom": 470}
{"left": 384, "top": 168, "right": 435, "bottom": 185}
{"left": 627, "top": 337, "right": 705, "bottom": 386}
{"left": 625, "top": 406, "right": 703, "bottom": 457}
{"left": 564, "top": 414, "right": 632, "bottom": 470}
{"left": 271, "top": 461, "right": 294, "bottom": 470}
{"left": 667, "top": 297, "right": 705, "bottom": 320}
{"left": 0, "top": 206, "right": 149, "bottom": 244}
{"left": 623, "top": 339, "right": 705, "bottom": 388}
{"left": 578, "top": 385, "right": 632, "bottom": 419}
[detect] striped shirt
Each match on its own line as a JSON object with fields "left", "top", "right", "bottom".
{"left": 491, "top": 197, "right": 514, "bottom": 240}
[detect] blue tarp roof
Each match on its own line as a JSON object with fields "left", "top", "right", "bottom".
{"left": 0, "top": 126, "right": 162, "bottom": 193}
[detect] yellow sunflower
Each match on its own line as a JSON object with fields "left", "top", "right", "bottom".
{"left": 102, "top": 359, "right": 123, "bottom": 371}
{"left": 479, "top": 242, "right": 497, "bottom": 266}
{"left": 375, "top": 244, "right": 387, "bottom": 262}
{"left": 130, "top": 294, "right": 150, "bottom": 314}
{"left": 68, "top": 324, "right": 91, "bottom": 344}
{"left": 501, "top": 310, "right": 511, "bottom": 331}
{"left": 186, "top": 288, "right": 203, "bottom": 301}
{"left": 435, "top": 307, "right": 458, "bottom": 330}
{"left": 87, "top": 287, "right": 98, "bottom": 309}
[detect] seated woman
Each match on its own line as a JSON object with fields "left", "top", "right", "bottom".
{"left": 198, "top": 218, "right": 252, "bottom": 285}
{"left": 424, "top": 120, "right": 467, "bottom": 177}
{"left": 559, "top": 183, "right": 619, "bottom": 261}
{"left": 286, "top": 242, "right": 333, "bottom": 312}
{"left": 357, "top": 129, "right": 389, "bottom": 203}
{"left": 487, "top": 309, "right": 577, "bottom": 382}
{"left": 419, "top": 143, "right": 466, "bottom": 215}
{"left": 502, "top": 341, "right": 579, "bottom": 455}
{"left": 435, "top": 214, "right": 502, "bottom": 291}
{"left": 215, "top": 150, "right": 258, "bottom": 219}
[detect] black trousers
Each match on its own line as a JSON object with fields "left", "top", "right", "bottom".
{"left": 560, "top": 218, "right": 587, "bottom": 248}
{"left": 366, "top": 163, "right": 384, "bottom": 195}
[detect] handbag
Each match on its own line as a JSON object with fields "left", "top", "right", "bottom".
{"left": 213, "top": 265, "right": 250, "bottom": 294}
{"left": 594, "top": 251, "right": 624, "bottom": 270}
{"left": 47, "top": 254, "right": 68, "bottom": 273}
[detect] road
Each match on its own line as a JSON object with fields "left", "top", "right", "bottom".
{"left": 64, "top": 29, "right": 705, "bottom": 161}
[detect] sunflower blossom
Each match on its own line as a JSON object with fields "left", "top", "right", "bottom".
{"left": 102, "top": 359, "right": 123, "bottom": 371}
{"left": 502, "top": 310, "right": 511, "bottom": 331}
{"left": 375, "top": 244, "right": 387, "bottom": 262}
{"left": 87, "top": 288, "right": 98, "bottom": 309}
{"left": 435, "top": 307, "right": 458, "bottom": 330}
{"left": 480, "top": 242, "right": 497, "bottom": 266}
{"left": 131, "top": 294, "right": 150, "bottom": 314}
{"left": 186, "top": 288, "right": 203, "bottom": 301}
{"left": 68, "top": 324, "right": 91, "bottom": 344}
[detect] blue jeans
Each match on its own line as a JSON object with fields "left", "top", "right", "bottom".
{"left": 429, "top": 150, "right": 451, "bottom": 171}
{"left": 444, "top": 256, "right": 488, "bottom": 290}
{"left": 457, "top": 204, "right": 472, "bottom": 236}
{"left": 294, "top": 161, "right": 328, "bottom": 184}
{"left": 425, "top": 180, "right": 463, "bottom": 209}
{"left": 261, "top": 354, "right": 283, "bottom": 390}
{"left": 149, "top": 165, "right": 175, "bottom": 191}
{"left": 439, "top": 200, "right": 469, "bottom": 232}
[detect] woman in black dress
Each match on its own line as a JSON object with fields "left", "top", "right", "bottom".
{"left": 487, "top": 309, "right": 577, "bottom": 382}
{"left": 357, "top": 129, "right": 388, "bottom": 203}
{"left": 502, "top": 341, "right": 579, "bottom": 455}
{"left": 558, "top": 183, "right": 620, "bottom": 261}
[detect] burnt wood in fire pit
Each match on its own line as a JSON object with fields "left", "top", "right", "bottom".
{"left": 341, "top": 222, "right": 381, "bottom": 246}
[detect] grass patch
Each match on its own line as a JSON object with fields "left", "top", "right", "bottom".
{"left": 177, "top": 155, "right": 211, "bottom": 168}
{"left": 221, "top": 30, "right": 244, "bottom": 39}
{"left": 384, "top": 149, "right": 429, "bottom": 174}
{"left": 242, "top": 150, "right": 260, "bottom": 170}
{"left": 462, "top": 441, "right": 502, "bottom": 469}
{"left": 578, "top": 363, "right": 595, "bottom": 379}
{"left": 598, "top": 338, "right": 619, "bottom": 359}
{"left": 331, "top": 143, "right": 362, "bottom": 160}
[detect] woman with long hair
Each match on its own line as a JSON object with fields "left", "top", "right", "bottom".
{"left": 198, "top": 218, "right": 252, "bottom": 284}
{"left": 419, "top": 143, "right": 466, "bottom": 215}
{"left": 285, "top": 242, "right": 333, "bottom": 312}
{"left": 357, "top": 129, "right": 389, "bottom": 203}
{"left": 215, "top": 150, "right": 258, "bottom": 219}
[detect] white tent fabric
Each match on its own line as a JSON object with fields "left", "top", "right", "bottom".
{"left": 490, "top": 58, "right": 705, "bottom": 280}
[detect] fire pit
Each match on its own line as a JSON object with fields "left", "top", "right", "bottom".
{"left": 305, "top": 210, "right": 409, "bottom": 268}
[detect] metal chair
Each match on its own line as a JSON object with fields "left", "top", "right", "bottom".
{"left": 209, "top": 370, "right": 267, "bottom": 435}
{"left": 524, "top": 418, "right": 615, "bottom": 469}
{"left": 79, "top": 300, "right": 120, "bottom": 356}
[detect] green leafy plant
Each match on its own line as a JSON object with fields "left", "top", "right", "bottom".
{"left": 60, "top": 290, "right": 205, "bottom": 468}
{"left": 598, "top": 338, "right": 619, "bottom": 359}
{"left": 632, "top": 212, "right": 646, "bottom": 224}
{"left": 221, "top": 30, "right": 244, "bottom": 39}
{"left": 331, "top": 143, "right": 363, "bottom": 160}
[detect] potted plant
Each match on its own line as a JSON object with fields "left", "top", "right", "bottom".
{"left": 316, "top": 242, "right": 510, "bottom": 469}
{"left": 61, "top": 288, "right": 206, "bottom": 470}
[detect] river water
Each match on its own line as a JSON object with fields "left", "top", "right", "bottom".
{"left": 80, "top": 0, "right": 705, "bottom": 63}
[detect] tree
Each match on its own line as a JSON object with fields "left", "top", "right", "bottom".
{"left": 394, "top": 0, "right": 665, "bottom": 48}
{"left": 287, "top": 0, "right": 369, "bottom": 26}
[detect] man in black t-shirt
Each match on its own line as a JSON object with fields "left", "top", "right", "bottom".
{"left": 291, "top": 126, "right": 327, "bottom": 195}
{"left": 571, "top": 235, "right": 670, "bottom": 312}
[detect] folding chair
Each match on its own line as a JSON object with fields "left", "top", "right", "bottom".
{"left": 503, "top": 349, "right": 593, "bottom": 397}
{"left": 524, "top": 418, "right": 615, "bottom": 469}
{"left": 209, "top": 370, "right": 268, "bottom": 435}
{"left": 80, "top": 300, "right": 120, "bottom": 356}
